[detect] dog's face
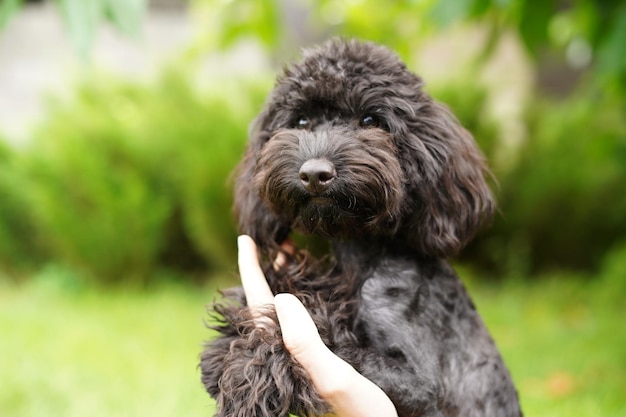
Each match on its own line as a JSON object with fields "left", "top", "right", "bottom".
{"left": 235, "top": 39, "right": 494, "bottom": 258}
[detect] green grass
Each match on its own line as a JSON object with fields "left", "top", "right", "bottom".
{"left": 0, "top": 277, "right": 219, "bottom": 417}
{"left": 1, "top": 271, "right": 624, "bottom": 417}
{"left": 467, "top": 272, "right": 626, "bottom": 416}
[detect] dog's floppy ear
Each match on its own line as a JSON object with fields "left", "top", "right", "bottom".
{"left": 233, "top": 110, "right": 290, "bottom": 253}
{"left": 401, "top": 101, "right": 495, "bottom": 258}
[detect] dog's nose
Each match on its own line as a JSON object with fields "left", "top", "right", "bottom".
{"left": 299, "top": 158, "right": 336, "bottom": 194}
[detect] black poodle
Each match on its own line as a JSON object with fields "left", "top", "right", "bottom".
{"left": 201, "top": 38, "right": 522, "bottom": 417}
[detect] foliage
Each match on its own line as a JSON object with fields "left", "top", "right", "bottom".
{"left": 0, "top": 0, "right": 146, "bottom": 59}
{"left": 189, "top": 0, "right": 626, "bottom": 94}
{"left": 0, "top": 0, "right": 21, "bottom": 30}
{"left": 2, "top": 70, "right": 263, "bottom": 285}
{"left": 458, "top": 0, "right": 626, "bottom": 93}
{"left": 465, "top": 91, "right": 626, "bottom": 275}
{"left": 1, "top": 70, "right": 624, "bottom": 283}
{"left": 0, "top": 139, "right": 45, "bottom": 272}
{"left": 1, "top": 1, "right": 624, "bottom": 282}
{"left": 3, "top": 1, "right": 623, "bottom": 92}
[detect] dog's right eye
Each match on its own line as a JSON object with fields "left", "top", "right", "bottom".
{"left": 360, "top": 114, "right": 381, "bottom": 128}
{"left": 294, "top": 116, "right": 310, "bottom": 129}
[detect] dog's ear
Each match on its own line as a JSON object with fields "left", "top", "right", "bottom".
{"left": 233, "top": 110, "right": 290, "bottom": 253}
{"left": 401, "top": 101, "right": 495, "bottom": 258}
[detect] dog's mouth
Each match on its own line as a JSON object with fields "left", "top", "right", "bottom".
{"left": 308, "top": 196, "right": 335, "bottom": 205}
{"left": 289, "top": 192, "right": 380, "bottom": 238}
{"left": 294, "top": 199, "right": 344, "bottom": 238}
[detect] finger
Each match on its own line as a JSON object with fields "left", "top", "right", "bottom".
{"left": 274, "top": 294, "right": 398, "bottom": 417}
{"left": 238, "top": 235, "right": 274, "bottom": 308}
{"left": 273, "top": 237, "right": 297, "bottom": 271}
{"left": 274, "top": 293, "right": 323, "bottom": 358}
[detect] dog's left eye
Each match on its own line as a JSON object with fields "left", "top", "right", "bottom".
{"left": 360, "top": 114, "right": 381, "bottom": 128}
{"left": 295, "top": 116, "right": 310, "bottom": 129}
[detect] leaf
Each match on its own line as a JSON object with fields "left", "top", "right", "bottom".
{"left": 469, "top": 0, "right": 492, "bottom": 18}
{"left": 595, "top": 3, "right": 626, "bottom": 76}
{"left": 0, "top": 0, "right": 23, "bottom": 30}
{"left": 217, "top": 0, "right": 281, "bottom": 50}
{"left": 103, "top": 0, "right": 147, "bottom": 37}
{"left": 53, "top": 0, "right": 104, "bottom": 60}
{"left": 430, "top": 0, "right": 475, "bottom": 28}
{"left": 517, "top": 0, "right": 558, "bottom": 56}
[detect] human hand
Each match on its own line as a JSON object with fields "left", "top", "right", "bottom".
{"left": 237, "top": 235, "right": 398, "bottom": 417}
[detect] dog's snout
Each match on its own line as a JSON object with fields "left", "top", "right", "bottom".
{"left": 299, "top": 158, "right": 336, "bottom": 193}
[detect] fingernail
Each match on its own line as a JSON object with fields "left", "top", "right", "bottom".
{"left": 274, "top": 293, "right": 302, "bottom": 316}
{"left": 274, "top": 293, "right": 290, "bottom": 314}
{"left": 238, "top": 235, "right": 252, "bottom": 249}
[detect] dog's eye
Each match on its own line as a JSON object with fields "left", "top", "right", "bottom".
{"left": 360, "top": 114, "right": 380, "bottom": 128}
{"left": 295, "top": 116, "right": 310, "bottom": 129}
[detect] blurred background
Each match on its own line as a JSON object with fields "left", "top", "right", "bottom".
{"left": 0, "top": 0, "right": 624, "bottom": 416}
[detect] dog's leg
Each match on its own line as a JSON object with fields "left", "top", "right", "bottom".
{"left": 200, "top": 288, "right": 330, "bottom": 417}
{"left": 202, "top": 323, "right": 294, "bottom": 417}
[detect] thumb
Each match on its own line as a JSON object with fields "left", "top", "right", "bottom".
{"left": 274, "top": 293, "right": 352, "bottom": 399}
{"left": 274, "top": 293, "right": 398, "bottom": 417}
{"left": 274, "top": 293, "right": 332, "bottom": 364}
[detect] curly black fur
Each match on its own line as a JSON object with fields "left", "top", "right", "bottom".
{"left": 200, "top": 39, "right": 522, "bottom": 417}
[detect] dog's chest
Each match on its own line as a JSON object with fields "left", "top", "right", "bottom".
{"left": 353, "top": 257, "right": 469, "bottom": 363}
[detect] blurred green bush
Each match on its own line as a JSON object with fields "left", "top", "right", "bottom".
{"left": 0, "top": 139, "right": 47, "bottom": 272}
{"left": 465, "top": 92, "right": 626, "bottom": 277}
{"left": 1, "top": 68, "right": 624, "bottom": 285}
{"left": 0, "top": 70, "right": 265, "bottom": 286}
